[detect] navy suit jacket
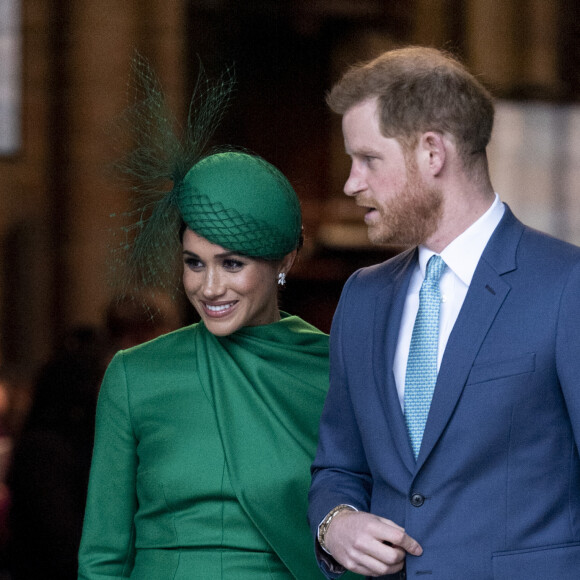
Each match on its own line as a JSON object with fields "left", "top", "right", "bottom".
{"left": 309, "top": 207, "right": 580, "bottom": 579}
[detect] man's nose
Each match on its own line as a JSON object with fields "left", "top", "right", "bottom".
{"left": 344, "top": 166, "right": 365, "bottom": 196}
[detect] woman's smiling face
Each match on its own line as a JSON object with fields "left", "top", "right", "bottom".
{"left": 182, "top": 229, "right": 293, "bottom": 336}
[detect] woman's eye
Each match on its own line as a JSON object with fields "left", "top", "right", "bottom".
{"left": 184, "top": 257, "right": 203, "bottom": 270}
{"left": 223, "top": 259, "right": 244, "bottom": 271}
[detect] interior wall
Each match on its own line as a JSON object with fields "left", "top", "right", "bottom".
{"left": 0, "top": 0, "right": 577, "bottom": 370}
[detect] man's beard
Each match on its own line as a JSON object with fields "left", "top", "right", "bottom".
{"left": 368, "top": 161, "right": 443, "bottom": 247}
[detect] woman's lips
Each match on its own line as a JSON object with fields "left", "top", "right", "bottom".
{"left": 202, "top": 301, "right": 238, "bottom": 318}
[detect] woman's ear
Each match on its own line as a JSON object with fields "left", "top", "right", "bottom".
{"left": 278, "top": 249, "right": 298, "bottom": 277}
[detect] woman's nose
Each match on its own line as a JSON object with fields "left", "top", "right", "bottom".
{"left": 202, "top": 269, "right": 225, "bottom": 298}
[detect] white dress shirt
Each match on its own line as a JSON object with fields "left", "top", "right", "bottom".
{"left": 393, "top": 194, "right": 505, "bottom": 411}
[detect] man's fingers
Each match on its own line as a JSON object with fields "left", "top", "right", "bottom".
{"left": 343, "top": 542, "right": 406, "bottom": 577}
{"left": 392, "top": 530, "right": 423, "bottom": 556}
{"left": 405, "top": 537, "right": 423, "bottom": 556}
{"left": 377, "top": 515, "right": 405, "bottom": 531}
{"left": 376, "top": 517, "right": 423, "bottom": 556}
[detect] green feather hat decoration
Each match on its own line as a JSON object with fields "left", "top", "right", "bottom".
{"left": 109, "top": 54, "right": 302, "bottom": 312}
{"left": 109, "top": 53, "right": 236, "bottom": 303}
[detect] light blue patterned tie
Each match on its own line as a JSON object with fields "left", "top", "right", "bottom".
{"left": 404, "top": 254, "right": 447, "bottom": 459}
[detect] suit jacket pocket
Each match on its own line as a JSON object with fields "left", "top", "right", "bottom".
{"left": 492, "top": 542, "right": 580, "bottom": 579}
{"left": 466, "top": 352, "right": 535, "bottom": 385}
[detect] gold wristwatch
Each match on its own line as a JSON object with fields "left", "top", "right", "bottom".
{"left": 317, "top": 504, "right": 356, "bottom": 553}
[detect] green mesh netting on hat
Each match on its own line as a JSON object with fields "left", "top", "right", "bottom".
{"left": 177, "top": 152, "right": 302, "bottom": 260}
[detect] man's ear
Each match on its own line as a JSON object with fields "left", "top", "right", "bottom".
{"left": 418, "top": 131, "right": 447, "bottom": 177}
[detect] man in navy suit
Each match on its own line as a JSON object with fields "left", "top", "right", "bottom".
{"left": 308, "top": 46, "right": 580, "bottom": 579}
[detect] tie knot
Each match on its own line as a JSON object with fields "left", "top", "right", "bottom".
{"left": 424, "top": 254, "right": 446, "bottom": 283}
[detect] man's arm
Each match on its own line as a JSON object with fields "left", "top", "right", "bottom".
{"left": 308, "top": 273, "right": 422, "bottom": 576}
{"left": 308, "top": 275, "right": 373, "bottom": 528}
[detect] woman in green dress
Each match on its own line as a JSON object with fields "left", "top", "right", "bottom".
{"left": 78, "top": 61, "right": 329, "bottom": 580}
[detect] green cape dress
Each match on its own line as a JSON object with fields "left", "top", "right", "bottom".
{"left": 78, "top": 313, "right": 330, "bottom": 579}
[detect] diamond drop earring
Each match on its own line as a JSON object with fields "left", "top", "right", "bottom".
{"left": 277, "top": 272, "right": 286, "bottom": 286}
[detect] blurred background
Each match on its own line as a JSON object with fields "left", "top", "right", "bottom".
{"left": 2, "top": 0, "right": 580, "bottom": 373}
{"left": 0, "top": 0, "right": 579, "bottom": 575}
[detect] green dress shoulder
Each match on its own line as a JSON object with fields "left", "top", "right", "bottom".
{"left": 78, "top": 313, "right": 330, "bottom": 579}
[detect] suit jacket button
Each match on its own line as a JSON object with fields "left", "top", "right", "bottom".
{"left": 410, "top": 492, "right": 425, "bottom": 507}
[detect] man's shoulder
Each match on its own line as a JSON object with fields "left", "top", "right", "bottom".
{"left": 484, "top": 206, "right": 580, "bottom": 275}
{"left": 497, "top": 204, "right": 578, "bottom": 252}
{"left": 518, "top": 223, "right": 580, "bottom": 266}
{"left": 347, "top": 247, "right": 415, "bottom": 286}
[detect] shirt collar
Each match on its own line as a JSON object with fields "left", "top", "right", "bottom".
{"left": 417, "top": 193, "right": 505, "bottom": 285}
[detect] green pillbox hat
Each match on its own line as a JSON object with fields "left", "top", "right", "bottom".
{"left": 177, "top": 152, "right": 302, "bottom": 260}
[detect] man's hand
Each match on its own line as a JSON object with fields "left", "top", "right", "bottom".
{"left": 325, "top": 510, "right": 423, "bottom": 577}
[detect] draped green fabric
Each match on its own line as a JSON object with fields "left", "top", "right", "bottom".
{"left": 195, "top": 313, "right": 329, "bottom": 580}
{"left": 79, "top": 314, "right": 330, "bottom": 579}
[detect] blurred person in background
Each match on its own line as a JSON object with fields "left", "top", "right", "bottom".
{"left": 104, "top": 291, "right": 183, "bottom": 358}
{"left": 8, "top": 327, "right": 105, "bottom": 580}
{"left": 7, "top": 293, "right": 179, "bottom": 580}
{"left": 0, "top": 369, "right": 17, "bottom": 579}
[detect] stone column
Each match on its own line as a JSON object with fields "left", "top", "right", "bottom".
{"left": 64, "top": 0, "right": 186, "bottom": 327}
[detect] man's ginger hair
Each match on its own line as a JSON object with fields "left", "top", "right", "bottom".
{"left": 327, "top": 46, "right": 494, "bottom": 169}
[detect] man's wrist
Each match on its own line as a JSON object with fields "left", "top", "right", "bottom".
{"left": 317, "top": 504, "right": 357, "bottom": 554}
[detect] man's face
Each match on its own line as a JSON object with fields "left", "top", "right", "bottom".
{"left": 342, "top": 98, "right": 442, "bottom": 246}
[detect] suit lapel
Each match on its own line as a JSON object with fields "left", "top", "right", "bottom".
{"left": 372, "top": 249, "right": 418, "bottom": 472}
{"left": 416, "top": 206, "right": 524, "bottom": 468}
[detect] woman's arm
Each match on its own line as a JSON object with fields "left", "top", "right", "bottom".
{"left": 78, "top": 353, "right": 138, "bottom": 579}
